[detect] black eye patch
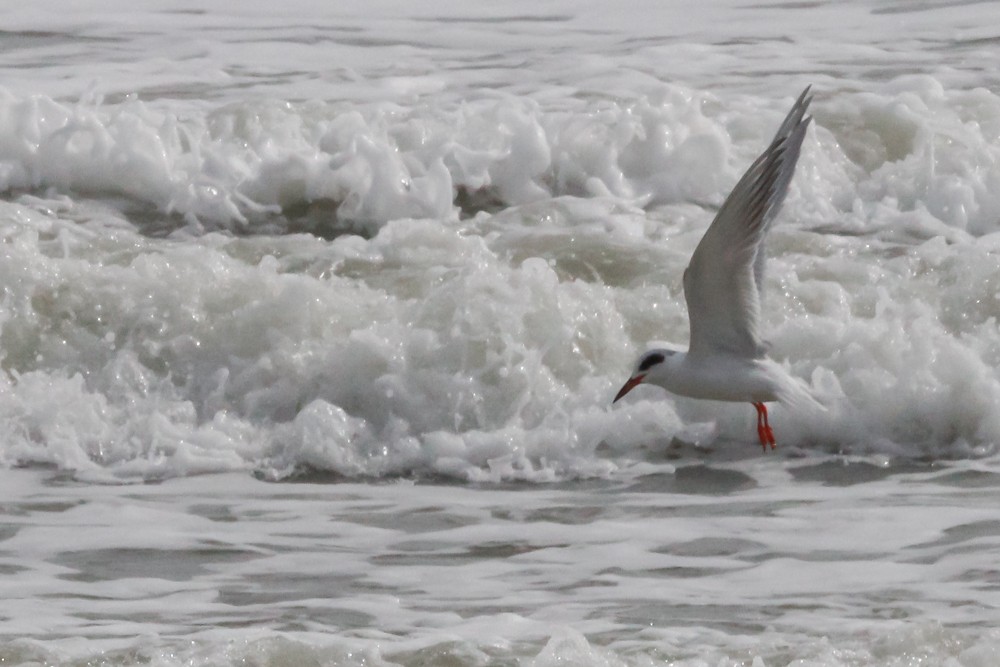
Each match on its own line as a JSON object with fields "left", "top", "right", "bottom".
{"left": 638, "top": 353, "right": 665, "bottom": 372}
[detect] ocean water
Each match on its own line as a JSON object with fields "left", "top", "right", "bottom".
{"left": 2, "top": 0, "right": 1000, "bottom": 664}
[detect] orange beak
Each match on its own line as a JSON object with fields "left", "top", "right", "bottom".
{"left": 613, "top": 374, "right": 645, "bottom": 403}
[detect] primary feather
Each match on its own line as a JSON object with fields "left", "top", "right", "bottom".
{"left": 683, "top": 86, "right": 812, "bottom": 359}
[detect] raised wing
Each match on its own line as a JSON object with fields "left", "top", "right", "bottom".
{"left": 682, "top": 86, "right": 812, "bottom": 359}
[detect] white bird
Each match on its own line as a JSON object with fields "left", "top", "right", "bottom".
{"left": 614, "top": 87, "right": 817, "bottom": 451}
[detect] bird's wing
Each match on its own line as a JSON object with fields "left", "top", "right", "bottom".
{"left": 682, "top": 86, "right": 812, "bottom": 359}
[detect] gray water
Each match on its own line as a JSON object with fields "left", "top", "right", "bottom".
{"left": 3, "top": 1, "right": 1000, "bottom": 665}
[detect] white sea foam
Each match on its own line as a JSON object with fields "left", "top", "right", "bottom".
{"left": 3, "top": 77, "right": 1000, "bottom": 481}
{"left": 4, "top": 81, "right": 1000, "bottom": 238}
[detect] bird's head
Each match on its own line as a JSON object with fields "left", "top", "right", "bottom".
{"left": 613, "top": 348, "right": 676, "bottom": 403}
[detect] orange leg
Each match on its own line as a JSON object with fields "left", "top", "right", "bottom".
{"left": 752, "top": 402, "right": 777, "bottom": 451}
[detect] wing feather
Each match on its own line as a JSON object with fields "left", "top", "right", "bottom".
{"left": 683, "top": 87, "right": 812, "bottom": 359}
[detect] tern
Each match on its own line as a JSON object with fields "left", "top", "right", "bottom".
{"left": 613, "top": 87, "right": 817, "bottom": 451}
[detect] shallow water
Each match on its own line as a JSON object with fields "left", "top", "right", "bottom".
{"left": 4, "top": 461, "right": 1000, "bottom": 666}
{"left": 3, "top": 0, "right": 1000, "bottom": 664}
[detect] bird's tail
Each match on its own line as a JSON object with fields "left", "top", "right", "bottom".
{"left": 775, "top": 372, "right": 828, "bottom": 415}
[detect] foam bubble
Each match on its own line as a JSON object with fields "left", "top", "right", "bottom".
{"left": 4, "top": 81, "right": 1000, "bottom": 240}
{"left": 3, "top": 79, "right": 1000, "bottom": 480}
{"left": 3, "top": 622, "right": 999, "bottom": 667}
